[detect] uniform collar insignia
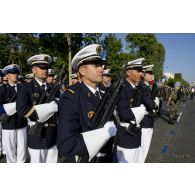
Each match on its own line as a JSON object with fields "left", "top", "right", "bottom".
{"left": 33, "top": 93, "right": 39, "bottom": 97}
{"left": 130, "top": 98, "right": 134, "bottom": 103}
{"left": 88, "top": 92, "right": 91, "bottom": 97}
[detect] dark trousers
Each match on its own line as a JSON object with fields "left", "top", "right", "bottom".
{"left": 191, "top": 93, "right": 194, "bottom": 100}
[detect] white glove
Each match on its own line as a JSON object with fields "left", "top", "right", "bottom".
{"left": 154, "top": 97, "right": 160, "bottom": 107}
{"left": 81, "top": 121, "right": 117, "bottom": 161}
{"left": 3, "top": 102, "right": 16, "bottom": 116}
{"left": 131, "top": 104, "right": 146, "bottom": 126}
{"left": 34, "top": 101, "right": 58, "bottom": 123}
{"left": 49, "top": 101, "right": 58, "bottom": 112}
{"left": 103, "top": 121, "right": 117, "bottom": 137}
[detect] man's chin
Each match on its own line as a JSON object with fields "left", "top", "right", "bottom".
{"left": 43, "top": 75, "right": 48, "bottom": 79}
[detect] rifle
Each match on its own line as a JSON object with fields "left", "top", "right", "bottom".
{"left": 89, "top": 63, "right": 143, "bottom": 136}
{"left": 89, "top": 64, "right": 128, "bottom": 130}
{"left": 151, "top": 83, "right": 161, "bottom": 116}
{"left": 0, "top": 93, "right": 17, "bottom": 123}
{"left": 75, "top": 64, "right": 127, "bottom": 163}
{"left": 28, "top": 70, "right": 66, "bottom": 137}
{"left": 78, "top": 62, "right": 144, "bottom": 163}
{"left": 151, "top": 82, "right": 158, "bottom": 100}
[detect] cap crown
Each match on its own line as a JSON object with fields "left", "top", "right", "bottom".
{"left": 71, "top": 44, "right": 103, "bottom": 70}
{"left": 27, "top": 54, "right": 52, "bottom": 66}
{"left": 2, "top": 64, "right": 20, "bottom": 75}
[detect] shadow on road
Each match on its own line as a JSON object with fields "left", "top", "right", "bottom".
{"left": 159, "top": 109, "right": 170, "bottom": 123}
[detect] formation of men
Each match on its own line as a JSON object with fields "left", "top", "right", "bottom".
{"left": 3, "top": 43, "right": 189, "bottom": 163}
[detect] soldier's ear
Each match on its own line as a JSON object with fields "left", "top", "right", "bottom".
{"left": 126, "top": 70, "right": 131, "bottom": 76}
{"left": 78, "top": 66, "right": 86, "bottom": 77}
{"left": 32, "top": 66, "right": 36, "bottom": 74}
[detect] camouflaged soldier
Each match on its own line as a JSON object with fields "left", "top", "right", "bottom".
{"left": 167, "top": 86, "right": 178, "bottom": 124}
{"left": 183, "top": 87, "right": 187, "bottom": 101}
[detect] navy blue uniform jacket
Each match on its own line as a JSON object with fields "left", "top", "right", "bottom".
{"left": 0, "top": 83, "right": 27, "bottom": 129}
{"left": 140, "top": 82, "right": 156, "bottom": 128}
{"left": 116, "top": 79, "right": 142, "bottom": 149}
{"left": 57, "top": 82, "right": 113, "bottom": 162}
{"left": 16, "top": 79, "right": 58, "bottom": 149}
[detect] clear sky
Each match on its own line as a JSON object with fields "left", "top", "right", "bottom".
{"left": 103, "top": 33, "right": 195, "bottom": 82}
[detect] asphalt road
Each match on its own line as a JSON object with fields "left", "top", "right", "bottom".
{"left": 146, "top": 98, "right": 195, "bottom": 163}
{"left": 1, "top": 98, "right": 195, "bottom": 163}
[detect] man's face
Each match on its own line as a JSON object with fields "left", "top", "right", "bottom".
{"left": 144, "top": 72, "right": 153, "bottom": 82}
{"left": 126, "top": 69, "right": 143, "bottom": 84}
{"left": 6, "top": 73, "right": 18, "bottom": 83}
{"left": 72, "top": 78, "right": 78, "bottom": 85}
{"left": 79, "top": 63, "right": 103, "bottom": 84}
{"left": 46, "top": 75, "right": 54, "bottom": 84}
{"left": 26, "top": 78, "right": 33, "bottom": 83}
{"left": 102, "top": 75, "right": 111, "bottom": 85}
{"left": 32, "top": 66, "right": 48, "bottom": 80}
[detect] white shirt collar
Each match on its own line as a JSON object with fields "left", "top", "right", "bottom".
{"left": 126, "top": 79, "right": 136, "bottom": 89}
{"left": 35, "top": 78, "right": 47, "bottom": 87}
{"left": 84, "top": 83, "right": 100, "bottom": 94}
{"left": 144, "top": 81, "right": 150, "bottom": 86}
{"left": 8, "top": 82, "right": 17, "bottom": 87}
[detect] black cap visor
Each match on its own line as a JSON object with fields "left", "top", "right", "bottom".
{"left": 79, "top": 58, "right": 104, "bottom": 68}
{"left": 32, "top": 63, "right": 50, "bottom": 69}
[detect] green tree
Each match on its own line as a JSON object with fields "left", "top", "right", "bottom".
{"left": 104, "top": 33, "right": 126, "bottom": 78}
{"left": 66, "top": 34, "right": 72, "bottom": 85}
{"left": 83, "top": 33, "right": 102, "bottom": 46}
{"left": 174, "top": 73, "right": 189, "bottom": 86}
{"left": 125, "top": 33, "right": 165, "bottom": 80}
{"left": 39, "top": 33, "right": 83, "bottom": 82}
{"left": 16, "top": 34, "right": 40, "bottom": 73}
{"left": 174, "top": 73, "right": 182, "bottom": 82}
{"left": 165, "top": 77, "right": 175, "bottom": 86}
{"left": 154, "top": 43, "right": 165, "bottom": 80}
{"left": 0, "top": 33, "right": 40, "bottom": 73}
{"left": 0, "top": 34, "right": 12, "bottom": 68}
{"left": 181, "top": 79, "right": 190, "bottom": 87}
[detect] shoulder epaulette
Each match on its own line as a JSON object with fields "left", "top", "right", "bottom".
{"left": 67, "top": 89, "right": 75, "bottom": 94}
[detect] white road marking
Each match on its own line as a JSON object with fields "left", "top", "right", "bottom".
{"left": 177, "top": 112, "right": 182, "bottom": 122}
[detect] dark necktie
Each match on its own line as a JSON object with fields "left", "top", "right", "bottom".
{"left": 95, "top": 90, "right": 101, "bottom": 100}
{"left": 41, "top": 84, "right": 46, "bottom": 92}
{"left": 11, "top": 85, "right": 17, "bottom": 92}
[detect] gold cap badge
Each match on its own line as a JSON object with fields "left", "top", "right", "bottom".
{"left": 96, "top": 46, "right": 102, "bottom": 55}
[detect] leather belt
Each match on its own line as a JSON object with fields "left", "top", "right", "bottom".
{"left": 28, "top": 120, "right": 56, "bottom": 128}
